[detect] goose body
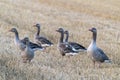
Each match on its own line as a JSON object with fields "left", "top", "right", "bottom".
{"left": 56, "top": 28, "right": 78, "bottom": 56}
{"left": 33, "top": 24, "right": 53, "bottom": 48}
{"left": 22, "top": 37, "right": 44, "bottom": 51}
{"left": 64, "top": 30, "right": 86, "bottom": 52}
{"left": 21, "top": 37, "right": 34, "bottom": 63}
{"left": 10, "top": 28, "right": 44, "bottom": 51}
{"left": 87, "top": 28, "right": 111, "bottom": 67}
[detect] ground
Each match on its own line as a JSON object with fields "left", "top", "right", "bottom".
{"left": 0, "top": 0, "right": 120, "bottom": 80}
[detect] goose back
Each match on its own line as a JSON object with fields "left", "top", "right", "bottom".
{"left": 64, "top": 30, "right": 86, "bottom": 52}
{"left": 22, "top": 37, "right": 44, "bottom": 51}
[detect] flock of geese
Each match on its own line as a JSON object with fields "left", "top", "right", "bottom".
{"left": 9, "top": 23, "right": 111, "bottom": 68}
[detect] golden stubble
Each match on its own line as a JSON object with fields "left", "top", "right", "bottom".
{"left": 0, "top": 0, "right": 120, "bottom": 80}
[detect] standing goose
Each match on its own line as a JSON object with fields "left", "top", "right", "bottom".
{"left": 9, "top": 28, "right": 44, "bottom": 51}
{"left": 64, "top": 30, "right": 86, "bottom": 52}
{"left": 22, "top": 37, "right": 44, "bottom": 51}
{"left": 87, "top": 28, "right": 111, "bottom": 68}
{"left": 9, "top": 28, "right": 26, "bottom": 51}
{"left": 56, "top": 28, "right": 78, "bottom": 56}
{"left": 21, "top": 37, "right": 34, "bottom": 63}
{"left": 33, "top": 23, "right": 53, "bottom": 48}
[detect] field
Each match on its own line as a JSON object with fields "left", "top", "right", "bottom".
{"left": 0, "top": 0, "right": 120, "bottom": 80}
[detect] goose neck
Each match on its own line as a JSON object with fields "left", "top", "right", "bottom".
{"left": 14, "top": 31, "right": 19, "bottom": 41}
{"left": 26, "top": 41, "right": 30, "bottom": 49}
{"left": 60, "top": 32, "right": 64, "bottom": 43}
{"left": 36, "top": 26, "right": 40, "bottom": 36}
{"left": 92, "top": 32, "right": 97, "bottom": 43}
{"left": 65, "top": 33, "right": 69, "bottom": 42}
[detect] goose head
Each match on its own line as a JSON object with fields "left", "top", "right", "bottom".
{"left": 9, "top": 28, "right": 18, "bottom": 33}
{"left": 89, "top": 27, "right": 97, "bottom": 43}
{"left": 56, "top": 28, "right": 64, "bottom": 33}
{"left": 24, "top": 37, "right": 30, "bottom": 44}
{"left": 89, "top": 28, "right": 97, "bottom": 33}
{"left": 33, "top": 23, "right": 40, "bottom": 28}
{"left": 23, "top": 37, "right": 29, "bottom": 41}
{"left": 64, "top": 30, "right": 68, "bottom": 34}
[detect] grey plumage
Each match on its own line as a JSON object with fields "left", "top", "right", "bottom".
{"left": 9, "top": 28, "right": 26, "bottom": 51}
{"left": 33, "top": 23, "right": 53, "bottom": 48}
{"left": 87, "top": 28, "right": 111, "bottom": 68}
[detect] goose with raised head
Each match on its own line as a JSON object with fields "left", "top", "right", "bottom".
{"left": 9, "top": 28, "right": 26, "bottom": 51}
{"left": 64, "top": 30, "right": 86, "bottom": 52}
{"left": 56, "top": 28, "right": 78, "bottom": 56}
{"left": 9, "top": 28, "right": 44, "bottom": 51}
{"left": 33, "top": 23, "right": 53, "bottom": 48}
{"left": 87, "top": 28, "right": 111, "bottom": 68}
{"left": 21, "top": 37, "right": 34, "bottom": 63}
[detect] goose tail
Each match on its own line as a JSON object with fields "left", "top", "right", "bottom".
{"left": 104, "top": 59, "right": 112, "bottom": 63}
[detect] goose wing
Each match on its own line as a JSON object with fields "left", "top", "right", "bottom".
{"left": 59, "top": 43, "right": 78, "bottom": 53}
{"left": 97, "top": 48, "right": 109, "bottom": 60}
{"left": 69, "top": 42, "right": 86, "bottom": 50}
{"left": 21, "top": 38, "right": 44, "bottom": 51}
{"left": 29, "top": 42, "right": 44, "bottom": 51}
{"left": 93, "top": 48, "right": 109, "bottom": 62}
{"left": 36, "top": 37, "right": 53, "bottom": 46}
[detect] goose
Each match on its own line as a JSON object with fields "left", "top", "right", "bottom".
{"left": 64, "top": 30, "right": 86, "bottom": 52}
{"left": 9, "top": 28, "right": 26, "bottom": 51}
{"left": 56, "top": 28, "right": 78, "bottom": 56}
{"left": 87, "top": 28, "right": 111, "bottom": 68}
{"left": 22, "top": 37, "right": 44, "bottom": 51}
{"left": 21, "top": 37, "right": 34, "bottom": 63}
{"left": 9, "top": 28, "right": 44, "bottom": 51}
{"left": 33, "top": 23, "right": 53, "bottom": 48}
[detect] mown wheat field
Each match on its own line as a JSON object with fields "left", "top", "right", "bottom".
{"left": 0, "top": 0, "right": 120, "bottom": 80}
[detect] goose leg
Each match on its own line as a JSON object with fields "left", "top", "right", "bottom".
{"left": 93, "top": 61, "right": 95, "bottom": 68}
{"left": 97, "top": 62, "right": 101, "bottom": 68}
{"left": 22, "top": 59, "right": 27, "bottom": 63}
{"left": 28, "top": 59, "right": 31, "bottom": 63}
{"left": 61, "top": 52, "right": 65, "bottom": 56}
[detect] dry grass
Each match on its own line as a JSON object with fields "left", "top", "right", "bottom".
{"left": 0, "top": 0, "right": 120, "bottom": 80}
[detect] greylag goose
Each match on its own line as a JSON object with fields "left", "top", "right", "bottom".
{"left": 9, "top": 28, "right": 44, "bottom": 51}
{"left": 64, "top": 30, "right": 86, "bottom": 52}
{"left": 21, "top": 37, "right": 34, "bottom": 63}
{"left": 33, "top": 23, "right": 53, "bottom": 48}
{"left": 56, "top": 28, "right": 78, "bottom": 56}
{"left": 9, "top": 28, "right": 26, "bottom": 51}
{"left": 22, "top": 37, "right": 44, "bottom": 51}
{"left": 87, "top": 28, "right": 111, "bottom": 68}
